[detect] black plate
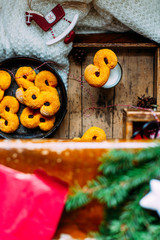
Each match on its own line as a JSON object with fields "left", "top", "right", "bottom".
{"left": 0, "top": 56, "right": 67, "bottom": 139}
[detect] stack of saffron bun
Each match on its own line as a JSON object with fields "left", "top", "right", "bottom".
{"left": 0, "top": 67, "right": 60, "bottom": 133}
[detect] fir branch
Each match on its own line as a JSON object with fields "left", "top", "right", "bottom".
{"left": 66, "top": 145, "right": 160, "bottom": 239}
{"left": 66, "top": 157, "right": 160, "bottom": 210}
{"left": 136, "top": 146, "right": 160, "bottom": 163}
{"left": 66, "top": 191, "right": 91, "bottom": 211}
{"left": 94, "top": 160, "right": 160, "bottom": 207}
{"left": 99, "top": 146, "right": 160, "bottom": 176}
{"left": 106, "top": 185, "right": 153, "bottom": 239}
{"left": 99, "top": 150, "right": 135, "bottom": 175}
{"left": 66, "top": 176, "right": 110, "bottom": 211}
{"left": 148, "top": 224, "right": 160, "bottom": 240}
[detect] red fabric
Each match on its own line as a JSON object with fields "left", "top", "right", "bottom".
{"left": 133, "top": 134, "right": 148, "bottom": 139}
{"left": 0, "top": 165, "right": 68, "bottom": 240}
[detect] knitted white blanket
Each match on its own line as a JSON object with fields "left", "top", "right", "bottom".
{"left": 0, "top": 0, "right": 159, "bottom": 88}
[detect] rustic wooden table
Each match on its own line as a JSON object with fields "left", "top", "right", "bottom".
{"left": 54, "top": 33, "right": 160, "bottom": 140}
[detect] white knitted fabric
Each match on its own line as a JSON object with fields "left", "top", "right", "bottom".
{"left": 76, "top": 2, "right": 129, "bottom": 33}
{"left": 93, "top": 0, "right": 160, "bottom": 44}
{"left": 0, "top": 0, "right": 159, "bottom": 89}
{"left": 0, "top": 0, "right": 89, "bottom": 89}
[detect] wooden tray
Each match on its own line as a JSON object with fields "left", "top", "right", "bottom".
{"left": 123, "top": 109, "right": 160, "bottom": 139}
{"left": 54, "top": 32, "right": 160, "bottom": 140}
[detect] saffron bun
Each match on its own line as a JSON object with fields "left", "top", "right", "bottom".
{"left": 0, "top": 70, "right": 12, "bottom": 101}
{"left": 23, "top": 86, "right": 60, "bottom": 117}
{"left": 20, "top": 107, "right": 56, "bottom": 131}
{"left": 0, "top": 96, "right": 19, "bottom": 133}
{"left": 35, "top": 70, "right": 58, "bottom": 92}
{"left": 16, "top": 87, "right": 26, "bottom": 105}
{"left": 15, "top": 66, "right": 36, "bottom": 88}
{"left": 72, "top": 127, "right": 107, "bottom": 141}
{"left": 81, "top": 127, "right": 107, "bottom": 141}
{"left": 84, "top": 49, "right": 118, "bottom": 88}
{"left": 15, "top": 66, "right": 36, "bottom": 104}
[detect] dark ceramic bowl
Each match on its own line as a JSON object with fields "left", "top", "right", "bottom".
{"left": 0, "top": 56, "right": 67, "bottom": 139}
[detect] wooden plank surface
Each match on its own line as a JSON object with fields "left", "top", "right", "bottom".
{"left": 124, "top": 109, "right": 160, "bottom": 122}
{"left": 54, "top": 34, "right": 158, "bottom": 140}
{"left": 54, "top": 58, "right": 82, "bottom": 139}
{"left": 113, "top": 48, "right": 154, "bottom": 138}
{"left": 74, "top": 33, "right": 159, "bottom": 48}
{"left": 67, "top": 58, "right": 82, "bottom": 139}
{"left": 123, "top": 109, "right": 160, "bottom": 139}
{"left": 81, "top": 49, "right": 114, "bottom": 138}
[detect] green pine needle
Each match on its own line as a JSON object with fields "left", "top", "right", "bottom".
{"left": 66, "top": 145, "right": 160, "bottom": 239}
{"left": 66, "top": 191, "right": 91, "bottom": 211}
{"left": 99, "top": 150, "right": 135, "bottom": 175}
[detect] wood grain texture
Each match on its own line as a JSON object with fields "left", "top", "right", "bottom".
{"left": 54, "top": 34, "right": 158, "bottom": 140}
{"left": 125, "top": 121, "right": 133, "bottom": 140}
{"left": 53, "top": 114, "right": 69, "bottom": 139}
{"left": 74, "top": 33, "right": 159, "bottom": 48}
{"left": 112, "top": 48, "right": 154, "bottom": 138}
{"left": 124, "top": 109, "right": 160, "bottom": 122}
{"left": 82, "top": 49, "right": 114, "bottom": 138}
{"left": 68, "top": 57, "right": 82, "bottom": 139}
{"left": 54, "top": 56, "right": 82, "bottom": 139}
{"left": 123, "top": 109, "right": 160, "bottom": 139}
